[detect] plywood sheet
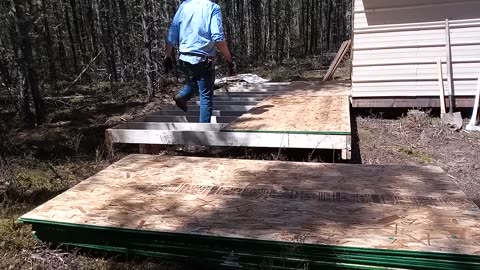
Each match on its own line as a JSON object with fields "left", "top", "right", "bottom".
{"left": 22, "top": 155, "right": 480, "bottom": 256}
{"left": 223, "top": 82, "right": 351, "bottom": 134}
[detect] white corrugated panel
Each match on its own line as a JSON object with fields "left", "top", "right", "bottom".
{"left": 352, "top": 0, "right": 480, "bottom": 98}
{"left": 353, "top": 81, "right": 478, "bottom": 97}
{"left": 355, "top": 27, "right": 480, "bottom": 48}
{"left": 354, "top": 0, "right": 480, "bottom": 28}
{"left": 353, "top": 45, "right": 480, "bottom": 66}
{"left": 353, "top": 63, "right": 480, "bottom": 81}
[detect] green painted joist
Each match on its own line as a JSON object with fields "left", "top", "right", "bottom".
{"left": 20, "top": 218, "right": 480, "bottom": 270}
{"left": 72, "top": 243, "right": 385, "bottom": 270}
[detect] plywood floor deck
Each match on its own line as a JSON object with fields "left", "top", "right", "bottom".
{"left": 21, "top": 154, "right": 480, "bottom": 256}
{"left": 224, "top": 82, "right": 351, "bottom": 134}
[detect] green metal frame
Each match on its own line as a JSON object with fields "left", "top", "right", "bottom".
{"left": 20, "top": 218, "right": 480, "bottom": 270}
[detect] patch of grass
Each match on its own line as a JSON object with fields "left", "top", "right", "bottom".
{"left": 15, "top": 168, "right": 57, "bottom": 191}
{"left": 248, "top": 57, "right": 353, "bottom": 82}
{"left": 0, "top": 216, "right": 35, "bottom": 251}
{"left": 358, "top": 128, "right": 374, "bottom": 140}
{"left": 398, "top": 147, "right": 434, "bottom": 165}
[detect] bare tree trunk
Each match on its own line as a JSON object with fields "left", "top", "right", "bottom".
{"left": 98, "top": 0, "right": 118, "bottom": 81}
{"left": 86, "top": 0, "right": 98, "bottom": 54}
{"left": 275, "top": 0, "right": 281, "bottom": 60}
{"left": 62, "top": 0, "right": 78, "bottom": 73}
{"left": 326, "top": 0, "right": 334, "bottom": 50}
{"left": 0, "top": 38, "right": 21, "bottom": 114}
{"left": 141, "top": 0, "right": 153, "bottom": 100}
{"left": 41, "top": 0, "right": 57, "bottom": 89}
{"left": 51, "top": 1, "right": 68, "bottom": 72}
{"left": 237, "top": 0, "right": 246, "bottom": 58}
{"left": 70, "top": 0, "right": 91, "bottom": 82}
{"left": 117, "top": 0, "right": 130, "bottom": 80}
{"left": 251, "top": 0, "right": 263, "bottom": 62}
{"left": 12, "top": 0, "right": 46, "bottom": 125}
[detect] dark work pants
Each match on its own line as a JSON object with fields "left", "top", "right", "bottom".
{"left": 178, "top": 60, "right": 215, "bottom": 123}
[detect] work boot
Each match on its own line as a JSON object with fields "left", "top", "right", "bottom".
{"left": 173, "top": 94, "right": 188, "bottom": 112}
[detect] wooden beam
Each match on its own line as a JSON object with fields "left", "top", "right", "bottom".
{"left": 113, "top": 122, "right": 226, "bottom": 131}
{"left": 323, "top": 40, "right": 352, "bottom": 81}
{"left": 106, "top": 129, "right": 351, "bottom": 151}
{"left": 138, "top": 116, "right": 239, "bottom": 124}
{"left": 189, "top": 101, "right": 259, "bottom": 106}
{"left": 151, "top": 110, "right": 245, "bottom": 117}
{"left": 437, "top": 59, "right": 447, "bottom": 114}
{"left": 164, "top": 105, "right": 256, "bottom": 111}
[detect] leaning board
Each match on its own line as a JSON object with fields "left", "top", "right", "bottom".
{"left": 223, "top": 82, "right": 351, "bottom": 134}
{"left": 20, "top": 154, "right": 480, "bottom": 256}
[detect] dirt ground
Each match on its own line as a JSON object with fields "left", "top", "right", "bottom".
{"left": 1, "top": 64, "right": 480, "bottom": 269}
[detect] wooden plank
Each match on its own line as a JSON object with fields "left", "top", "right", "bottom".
{"left": 323, "top": 40, "right": 352, "bottom": 81}
{"left": 323, "top": 41, "right": 348, "bottom": 81}
{"left": 165, "top": 105, "right": 255, "bottom": 111}
{"left": 224, "top": 82, "right": 351, "bottom": 134}
{"left": 328, "top": 39, "right": 352, "bottom": 81}
{"left": 437, "top": 59, "right": 447, "bottom": 114}
{"left": 21, "top": 154, "right": 480, "bottom": 255}
{"left": 106, "top": 129, "right": 350, "bottom": 149}
{"left": 151, "top": 110, "right": 245, "bottom": 117}
{"left": 209, "top": 97, "right": 267, "bottom": 102}
{"left": 113, "top": 122, "right": 226, "bottom": 131}
{"left": 189, "top": 101, "right": 260, "bottom": 106}
{"left": 325, "top": 40, "right": 349, "bottom": 80}
{"left": 139, "top": 116, "right": 238, "bottom": 123}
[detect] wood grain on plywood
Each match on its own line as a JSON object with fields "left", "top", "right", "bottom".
{"left": 224, "top": 82, "right": 351, "bottom": 134}
{"left": 22, "top": 154, "right": 480, "bottom": 256}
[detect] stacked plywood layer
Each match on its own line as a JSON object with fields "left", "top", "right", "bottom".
{"left": 20, "top": 155, "right": 480, "bottom": 269}
{"left": 224, "top": 82, "right": 351, "bottom": 135}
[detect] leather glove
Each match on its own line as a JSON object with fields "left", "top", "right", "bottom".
{"left": 163, "top": 56, "right": 174, "bottom": 74}
{"left": 228, "top": 60, "right": 237, "bottom": 76}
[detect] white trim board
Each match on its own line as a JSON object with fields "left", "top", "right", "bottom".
{"left": 106, "top": 129, "right": 352, "bottom": 159}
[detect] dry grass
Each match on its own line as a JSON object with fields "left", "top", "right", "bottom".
{"left": 356, "top": 110, "right": 480, "bottom": 205}
{"left": 250, "top": 56, "right": 351, "bottom": 82}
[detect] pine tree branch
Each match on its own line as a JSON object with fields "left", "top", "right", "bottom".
{"left": 63, "top": 49, "right": 103, "bottom": 93}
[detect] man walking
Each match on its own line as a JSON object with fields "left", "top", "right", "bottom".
{"left": 164, "top": 0, "right": 236, "bottom": 123}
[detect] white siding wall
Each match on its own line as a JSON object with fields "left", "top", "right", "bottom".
{"left": 352, "top": 0, "right": 480, "bottom": 97}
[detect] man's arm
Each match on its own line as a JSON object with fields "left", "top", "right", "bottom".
{"left": 210, "top": 5, "right": 236, "bottom": 75}
{"left": 218, "top": 41, "right": 237, "bottom": 76}
{"left": 165, "top": 44, "right": 175, "bottom": 58}
{"left": 165, "top": 7, "right": 181, "bottom": 58}
{"left": 217, "top": 41, "right": 232, "bottom": 63}
{"left": 164, "top": 8, "right": 181, "bottom": 72}
{"left": 210, "top": 5, "right": 231, "bottom": 63}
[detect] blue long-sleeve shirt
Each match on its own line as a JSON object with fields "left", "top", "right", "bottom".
{"left": 166, "top": 0, "right": 225, "bottom": 64}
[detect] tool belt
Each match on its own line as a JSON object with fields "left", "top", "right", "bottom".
{"left": 180, "top": 52, "right": 215, "bottom": 63}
